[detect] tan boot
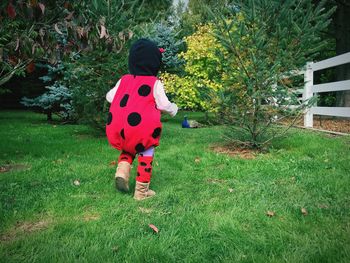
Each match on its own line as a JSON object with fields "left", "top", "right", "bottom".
{"left": 115, "top": 161, "right": 131, "bottom": 192}
{"left": 134, "top": 181, "right": 156, "bottom": 200}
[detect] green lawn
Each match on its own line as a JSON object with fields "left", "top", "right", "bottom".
{"left": 0, "top": 110, "right": 349, "bottom": 262}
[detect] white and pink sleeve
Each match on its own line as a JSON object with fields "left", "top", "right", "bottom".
{"left": 153, "top": 80, "right": 178, "bottom": 117}
{"left": 106, "top": 79, "right": 121, "bottom": 103}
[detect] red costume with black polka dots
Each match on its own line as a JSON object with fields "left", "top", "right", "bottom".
{"left": 106, "top": 38, "right": 176, "bottom": 184}
{"left": 106, "top": 74, "right": 162, "bottom": 156}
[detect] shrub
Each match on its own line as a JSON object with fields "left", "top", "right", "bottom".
{"left": 160, "top": 24, "right": 225, "bottom": 111}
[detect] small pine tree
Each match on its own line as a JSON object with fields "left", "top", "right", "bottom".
{"left": 21, "top": 63, "right": 74, "bottom": 121}
{"left": 211, "top": 0, "right": 335, "bottom": 149}
{"left": 142, "top": 22, "right": 184, "bottom": 73}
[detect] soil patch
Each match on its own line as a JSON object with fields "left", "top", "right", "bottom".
{"left": 210, "top": 145, "right": 259, "bottom": 159}
{"left": 0, "top": 164, "right": 31, "bottom": 173}
{"left": 1, "top": 219, "right": 51, "bottom": 242}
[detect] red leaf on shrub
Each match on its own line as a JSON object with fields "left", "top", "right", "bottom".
{"left": 64, "top": 2, "right": 71, "bottom": 9}
{"left": 7, "top": 3, "right": 16, "bottom": 19}
{"left": 148, "top": 224, "right": 159, "bottom": 233}
{"left": 26, "top": 62, "right": 35, "bottom": 73}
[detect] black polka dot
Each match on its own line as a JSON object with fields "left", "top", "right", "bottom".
{"left": 127, "top": 112, "right": 141, "bottom": 126}
{"left": 138, "top": 85, "right": 151, "bottom": 97}
{"left": 145, "top": 168, "right": 152, "bottom": 173}
{"left": 120, "top": 129, "right": 125, "bottom": 139}
{"left": 135, "top": 143, "right": 145, "bottom": 153}
{"left": 107, "top": 112, "right": 112, "bottom": 125}
{"left": 137, "top": 172, "right": 140, "bottom": 177}
{"left": 152, "top": 127, "right": 162, "bottom": 138}
{"left": 140, "top": 162, "right": 147, "bottom": 166}
{"left": 120, "top": 94, "right": 129, "bottom": 107}
{"left": 121, "top": 157, "right": 128, "bottom": 160}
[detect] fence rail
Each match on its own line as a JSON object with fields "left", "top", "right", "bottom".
{"left": 303, "top": 52, "right": 350, "bottom": 128}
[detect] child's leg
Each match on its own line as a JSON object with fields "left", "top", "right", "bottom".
{"left": 115, "top": 151, "right": 134, "bottom": 192}
{"left": 134, "top": 147, "right": 156, "bottom": 200}
{"left": 118, "top": 151, "right": 134, "bottom": 164}
{"left": 136, "top": 147, "right": 154, "bottom": 183}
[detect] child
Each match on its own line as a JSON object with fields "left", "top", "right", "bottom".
{"left": 106, "top": 39, "right": 178, "bottom": 200}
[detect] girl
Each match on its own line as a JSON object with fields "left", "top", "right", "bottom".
{"left": 106, "top": 39, "right": 178, "bottom": 200}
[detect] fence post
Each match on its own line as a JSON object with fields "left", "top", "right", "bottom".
{"left": 303, "top": 62, "right": 314, "bottom": 128}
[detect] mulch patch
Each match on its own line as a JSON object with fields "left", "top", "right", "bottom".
{"left": 283, "top": 116, "right": 350, "bottom": 134}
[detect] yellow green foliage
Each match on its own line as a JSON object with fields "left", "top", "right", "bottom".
{"left": 160, "top": 24, "right": 226, "bottom": 111}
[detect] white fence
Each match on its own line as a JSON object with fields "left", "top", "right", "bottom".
{"left": 303, "top": 52, "right": 350, "bottom": 127}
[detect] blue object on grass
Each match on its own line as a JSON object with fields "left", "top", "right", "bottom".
{"left": 182, "top": 115, "right": 190, "bottom": 128}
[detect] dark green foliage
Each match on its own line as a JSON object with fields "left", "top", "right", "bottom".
{"left": 64, "top": 50, "right": 128, "bottom": 131}
{"left": 212, "top": 0, "right": 335, "bottom": 148}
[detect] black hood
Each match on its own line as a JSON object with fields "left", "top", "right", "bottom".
{"left": 128, "top": 38, "right": 162, "bottom": 76}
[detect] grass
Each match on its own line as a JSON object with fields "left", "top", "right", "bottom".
{"left": 0, "top": 110, "right": 349, "bottom": 263}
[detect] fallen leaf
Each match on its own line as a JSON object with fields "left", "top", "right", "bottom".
{"left": 54, "top": 23, "right": 63, "bottom": 35}
{"left": 15, "top": 38, "right": 20, "bottom": 51}
{"left": 148, "top": 224, "right": 159, "bottom": 233}
{"left": 110, "top": 160, "right": 117, "bottom": 166}
{"left": 112, "top": 246, "right": 119, "bottom": 253}
{"left": 266, "top": 210, "right": 275, "bottom": 217}
{"left": 65, "top": 11, "right": 74, "bottom": 20}
{"left": 38, "top": 3, "right": 45, "bottom": 14}
{"left": 228, "top": 188, "right": 234, "bottom": 193}
{"left": 73, "top": 180, "right": 80, "bottom": 186}
{"left": 194, "top": 157, "right": 201, "bottom": 163}
{"left": 100, "top": 24, "right": 108, "bottom": 39}
{"left": 318, "top": 203, "right": 329, "bottom": 209}
{"left": 301, "top": 208, "right": 308, "bottom": 216}
{"left": 139, "top": 207, "right": 152, "bottom": 214}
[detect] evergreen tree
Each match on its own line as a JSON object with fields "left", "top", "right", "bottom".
{"left": 212, "top": 0, "right": 335, "bottom": 148}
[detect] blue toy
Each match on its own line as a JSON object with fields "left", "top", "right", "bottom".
{"left": 182, "top": 115, "right": 190, "bottom": 128}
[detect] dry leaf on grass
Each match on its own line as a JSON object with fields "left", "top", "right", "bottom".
{"left": 73, "top": 180, "right": 80, "bottom": 186}
{"left": 266, "top": 210, "right": 276, "bottom": 217}
{"left": 148, "top": 224, "right": 159, "bottom": 233}
{"left": 228, "top": 188, "right": 234, "bottom": 193}
{"left": 110, "top": 160, "right": 117, "bottom": 166}
{"left": 301, "top": 208, "right": 308, "bottom": 216}
{"left": 194, "top": 157, "right": 201, "bottom": 163}
{"left": 139, "top": 207, "right": 153, "bottom": 214}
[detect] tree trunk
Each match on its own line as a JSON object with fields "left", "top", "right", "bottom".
{"left": 47, "top": 111, "right": 52, "bottom": 121}
{"left": 335, "top": 1, "right": 350, "bottom": 106}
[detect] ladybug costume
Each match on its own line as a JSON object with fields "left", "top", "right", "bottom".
{"left": 106, "top": 39, "right": 174, "bottom": 184}
{"left": 106, "top": 74, "right": 162, "bottom": 156}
